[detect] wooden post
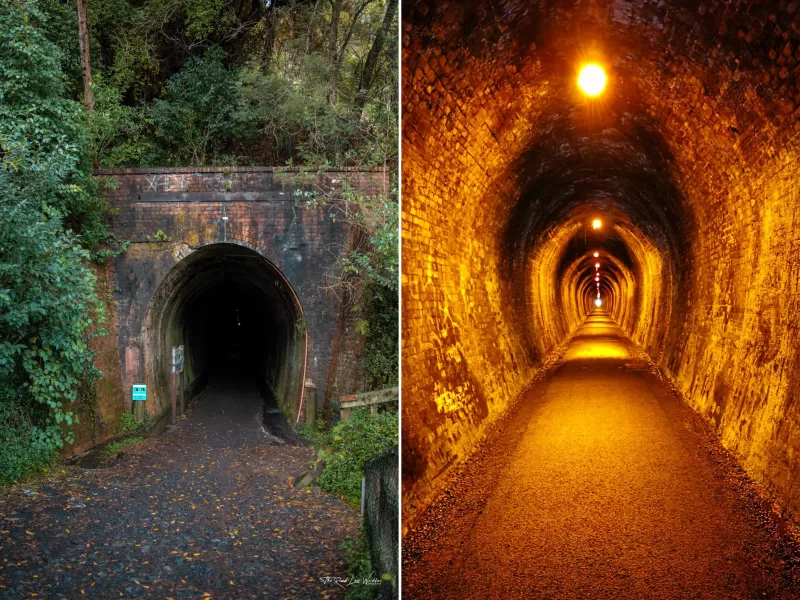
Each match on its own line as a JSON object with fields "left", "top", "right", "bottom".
{"left": 134, "top": 399, "right": 146, "bottom": 423}
{"left": 180, "top": 370, "right": 185, "bottom": 416}
{"left": 171, "top": 371, "right": 176, "bottom": 425}
{"left": 305, "top": 379, "right": 317, "bottom": 425}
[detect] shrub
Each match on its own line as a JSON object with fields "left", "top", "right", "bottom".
{"left": 341, "top": 527, "right": 380, "bottom": 600}
{"left": 312, "top": 408, "right": 398, "bottom": 507}
{"left": 0, "top": 392, "right": 57, "bottom": 484}
{"left": 119, "top": 411, "right": 138, "bottom": 432}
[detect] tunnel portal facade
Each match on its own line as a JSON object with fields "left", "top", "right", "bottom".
{"left": 101, "top": 167, "right": 387, "bottom": 426}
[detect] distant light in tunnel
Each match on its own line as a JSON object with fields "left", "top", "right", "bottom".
{"left": 592, "top": 219, "right": 602, "bottom": 229}
{"left": 593, "top": 252, "right": 599, "bottom": 258}
{"left": 578, "top": 64, "right": 607, "bottom": 97}
{"left": 595, "top": 298, "right": 602, "bottom": 307}
{"left": 595, "top": 263, "right": 600, "bottom": 269}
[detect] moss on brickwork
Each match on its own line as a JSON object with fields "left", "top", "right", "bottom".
{"left": 101, "top": 169, "right": 389, "bottom": 435}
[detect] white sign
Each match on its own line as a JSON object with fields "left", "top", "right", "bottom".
{"left": 172, "top": 345, "right": 184, "bottom": 373}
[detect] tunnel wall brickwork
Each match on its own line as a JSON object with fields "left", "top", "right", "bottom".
{"left": 403, "top": 0, "right": 800, "bottom": 532}
{"left": 401, "top": 20, "right": 551, "bottom": 526}
{"left": 97, "top": 167, "right": 388, "bottom": 427}
{"left": 62, "top": 262, "right": 128, "bottom": 456}
{"left": 322, "top": 229, "right": 371, "bottom": 418}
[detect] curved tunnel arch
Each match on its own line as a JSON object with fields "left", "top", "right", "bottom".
{"left": 402, "top": 0, "right": 800, "bottom": 529}
{"left": 142, "top": 243, "right": 307, "bottom": 426}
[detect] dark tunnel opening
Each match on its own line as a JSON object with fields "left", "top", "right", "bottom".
{"left": 144, "top": 244, "right": 305, "bottom": 437}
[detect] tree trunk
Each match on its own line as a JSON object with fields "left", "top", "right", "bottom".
{"left": 354, "top": 0, "right": 397, "bottom": 110}
{"left": 327, "top": 0, "right": 342, "bottom": 105}
{"left": 76, "top": 0, "right": 94, "bottom": 111}
{"left": 306, "top": 0, "right": 320, "bottom": 54}
{"left": 261, "top": 5, "right": 278, "bottom": 69}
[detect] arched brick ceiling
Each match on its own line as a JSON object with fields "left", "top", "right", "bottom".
{"left": 402, "top": 0, "right": 800, "bottom": 532}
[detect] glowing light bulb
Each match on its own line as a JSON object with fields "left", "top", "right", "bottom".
{"left": 592, "top": 219, "right": 602, "bottom": 230}
{"left": 595, "top": 298, "right": 602, "bottom": 307}
{"left": 593, "top": 252, "right": 599, "bottom": 258}
{"left": 595, "top": 263, "right": 600, "bottom": 269}
{"left": 578, "top": 64, "right": 607, "bottom": 97}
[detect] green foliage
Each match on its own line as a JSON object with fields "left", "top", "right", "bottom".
{"left": 236, "top": 58, "right": 395, "bottom": 166}
{"left": 35, "top": 0, "right": 397, "bottom": 168}
{"left": 104, "top": 435, "right": 144, "bottom": 456}
{"left": 341, "top": 528, "right": 379, "bottom": 600}
{"left": 338, "top": 186, "right": 399, "bottom": 292}
{"left": 0, "top": 2, "right": 116, "bottom": 255}
{"left": 151, "top": 48, "right": 246, "bottom": 166}
{"left": 299, "top": 416, "right": 328, "bottom": 447}
{"left": 119, "top": 411, "right": 138, "bottom": 432}
{"left": 0, "top": 390, "right": 58, "bottom": 484}
{"left": 87, "top": 78, "right": 165, "bottom": 168}
{"left": 145, "top": 229, "right": 172, "bottom": 243}
{"left": 185, "top": 0, "right": 235, "bottom": 41}
{"left": 310, "top": 408, "right": 398, "bottom": 507}
{"left": 0, "top": 2, "right": 109, "bottom": 477}
{"left": 362, "top": 283, "right": 398, "bottom": 389}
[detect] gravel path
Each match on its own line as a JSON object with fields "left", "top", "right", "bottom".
{"left": 0, "top": 372, "right": 358, "bottom": 599}
{"left": 403, "top": 314, "right": 800, "bottom": 599}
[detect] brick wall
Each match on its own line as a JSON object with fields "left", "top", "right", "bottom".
{"left": 92, "top": 167, "right": 387, "bottom": 437}
{"left": 402, "top": 0, "right": 800, "bottom": 532}
{"left": 323, "top": 227, "right": 371, "bottom": 418}
{"left": 63, "top": 262, "right": 127, "bottom": 456}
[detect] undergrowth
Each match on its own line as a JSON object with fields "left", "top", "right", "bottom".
{"left": 104, "top": 436, "right": 144, "bottom": 456}
{"left": 301, "top": 408, "right": 398, "bottom": 508}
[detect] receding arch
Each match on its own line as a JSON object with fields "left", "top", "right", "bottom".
{"left": 142, "top": 243, "right": 307, "bottom": 428}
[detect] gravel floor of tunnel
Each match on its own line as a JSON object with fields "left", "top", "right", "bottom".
{"left": 403, "top": 315, "right": 800, "bottom": 600}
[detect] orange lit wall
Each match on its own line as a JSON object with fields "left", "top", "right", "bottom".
{"left": 402, "top": 0, "right": 800, "bottom": 532}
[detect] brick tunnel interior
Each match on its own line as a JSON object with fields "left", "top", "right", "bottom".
{"left": 144, "top": 244, "right": 305, "bottom": 433}
{"left": 402, "top": 0, "right": 800, "bottom": 535}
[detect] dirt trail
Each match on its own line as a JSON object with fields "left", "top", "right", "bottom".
{"left": 0, "top": 373, "right": 357, "bottom": 599}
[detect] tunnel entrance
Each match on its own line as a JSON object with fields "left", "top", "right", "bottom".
{"left": 143, "top": 244, "right": 306, "bottom": 438}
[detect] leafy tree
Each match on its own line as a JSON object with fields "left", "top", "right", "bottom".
{"left": 35, "top": 0, "right": 398, "bottom": 168}
{"left": 0, "top": 0, "right": 105, "bottom": 481}
{"left": 151, "top": 47, "right": 246, "bottom": 165}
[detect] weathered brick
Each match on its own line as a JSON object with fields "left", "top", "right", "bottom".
{"left": 83, "top": 167, "right": 388, "bottom": 441}
{"left": 402, "top": 0, "right": 800, "bottom": 533}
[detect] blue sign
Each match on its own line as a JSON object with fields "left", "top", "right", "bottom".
{"left": 132, "top": 384, "right": 147, "bottom": 401}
